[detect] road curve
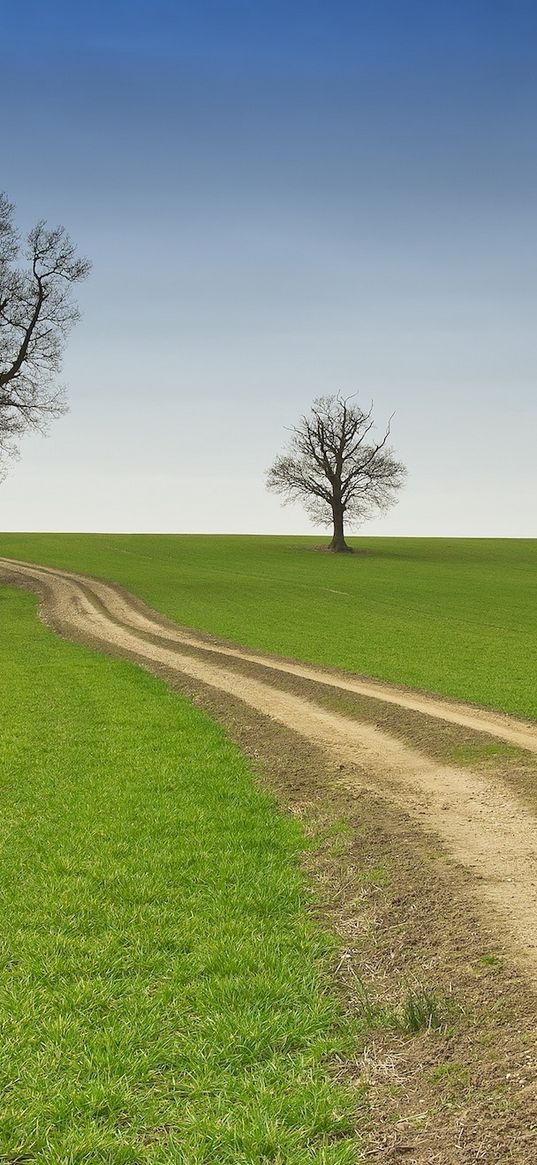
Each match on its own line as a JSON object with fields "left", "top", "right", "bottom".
{"left": 2, "top": 554, "right": 537, "bottom": 979}
{"left": 2, "top": 555, "right": 536, "bottom": 752}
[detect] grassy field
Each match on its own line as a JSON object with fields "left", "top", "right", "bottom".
{"left": 1, "top": 534, "right": 536, "bottom": 719}
{"left": 0, "top": 585, "right": 360, "bottom": 1163}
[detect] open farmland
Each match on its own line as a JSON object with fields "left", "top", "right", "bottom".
{"left": 0, "top": 585, "right": 362, "bottom": 1163}
{"left": 1, "top": 533, "right": 536, "bottom": 718}
{"left": 2, "top": 552, "right": 537, "bottom": 1159}
{"left": 2, "top": 3, "right": 535, "bottom": 1161}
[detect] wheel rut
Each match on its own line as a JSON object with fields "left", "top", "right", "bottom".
{"left": 2, "top": 554, "right": 537, "bottom": 982}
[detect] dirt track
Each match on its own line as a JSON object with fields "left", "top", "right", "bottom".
{"left": 3, "top": 554, "right": 537, "bottom": 980}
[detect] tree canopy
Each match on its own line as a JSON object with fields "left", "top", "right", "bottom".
{"left": 0, "top": 193, "right": 90, "bottom": 477}
{"left": 267, "top": 395, "right": 406, "bottom": 551}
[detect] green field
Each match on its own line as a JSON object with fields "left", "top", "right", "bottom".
{"left": 0, "top": 586, "right": 360, "bottom": 1163}
{"left": 1, "top": 534, "right": 536, "bottom": 719}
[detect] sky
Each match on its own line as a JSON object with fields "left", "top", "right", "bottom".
{"left": 1, "top": 0, "right": 536, "bottom": 535}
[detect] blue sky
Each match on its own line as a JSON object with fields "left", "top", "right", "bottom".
{"left": 2, "top": 1, "right": 536, "bottom": 533}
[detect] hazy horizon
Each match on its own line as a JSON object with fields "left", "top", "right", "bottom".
{"left": 2, "top": 1, "right": 536, "bottom": 537}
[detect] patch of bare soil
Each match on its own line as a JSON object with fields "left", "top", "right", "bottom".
{"left": 2, "top": 557, "right": 537, "bottom": 1162}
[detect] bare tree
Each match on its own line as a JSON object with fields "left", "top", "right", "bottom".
{"left": 0, "top": 192, "right": 90, "bottom": 477}
{"left": 267, "top": 394, "right": 406, "bottom": 552}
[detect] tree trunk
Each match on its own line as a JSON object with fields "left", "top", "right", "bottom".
{"left": 328, "top": 502, "right": 351, "bottom": 552}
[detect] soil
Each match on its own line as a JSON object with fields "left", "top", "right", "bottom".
{"left": 2, "top": 555, "right": 537, "bottom": 1163}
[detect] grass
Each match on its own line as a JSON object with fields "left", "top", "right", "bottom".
{"left": 353, "top": 977, "right": 451, "bottom": 1036}
{"left": 400, "top": 986, "right": 450, "bottom": 1035}
{"left": 0, "top": 585, "right": 362, "bottom": 1164}
{"left": 1, "top": 533, "right": 535, "bottom": 719}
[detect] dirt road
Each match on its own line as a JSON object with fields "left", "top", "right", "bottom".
{"left": 3, "top": 554, "right": 537, "bottom": 979}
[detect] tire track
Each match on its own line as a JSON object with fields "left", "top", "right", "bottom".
{"left": 3, "top": 556, "right": 536, "bottom": 752}
{"left": 2, "top": 555, "right": 537, "bottom": 979}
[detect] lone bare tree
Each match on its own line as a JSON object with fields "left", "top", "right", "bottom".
{"left": 267, "top": 395, "right": 406, "bottom": 552}
{"left": 0, "top": 192, "right": 90, "bottom": 477}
